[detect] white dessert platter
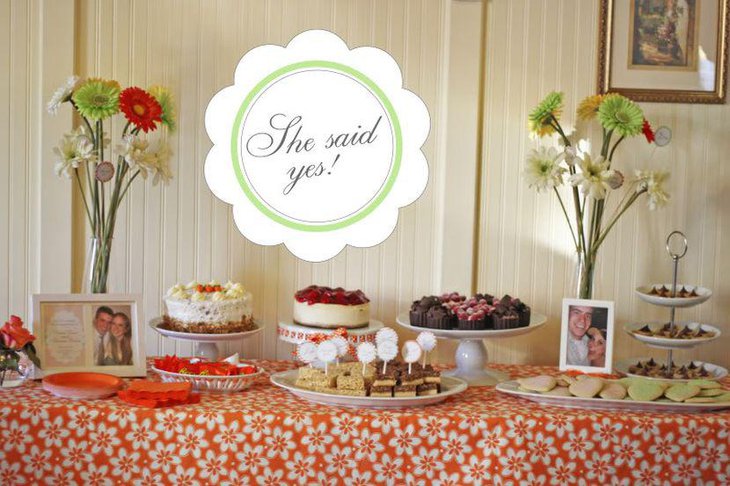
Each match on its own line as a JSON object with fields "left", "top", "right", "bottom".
{"left": 614, "top": 357, "right": 728, "bottom": 383}
{"left": 624, "top": 321, "right": 721, "bottom": 350}
{"left": 635, "top": 284, "right": 712, "bottom": 308}
{"left": 278, "top": 319, "right": 384, "bottom": 346}
{"left": 152, "top": 364, "right": 264, "bottom": 393}
{"left": 395, "top": 312, "right": 547, "bottom": 386}
{"left": 150, "top": 317, "right": 263, "bottom": 361}
{"left": 270, "top": 369, "right": 467, "bottom": 409}
{"left": 496, "top": 380, "right": 730, "bottom": 413}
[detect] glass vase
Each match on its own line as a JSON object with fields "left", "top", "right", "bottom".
{"left": 574, "top": 251, "right": 597, "bottom": 300}
{"left": 0, "top": 356, "right": 30, "bottom": 389}
{"left": 84, "top": 237, "right": 112, "bottom": 294}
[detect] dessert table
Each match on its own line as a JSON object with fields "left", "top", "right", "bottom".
{"left": 1, "top": 361, "right": 728, "bottom": 485}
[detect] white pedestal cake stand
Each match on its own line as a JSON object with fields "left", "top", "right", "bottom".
{"left": 150, "top": 317, "right": 263, "bottom": 361}
{"left": 395, "top": 312, "right": 547, "bottom": 386}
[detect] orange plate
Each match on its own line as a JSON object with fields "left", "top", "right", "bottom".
{"left": 42, "top": 372, "right": 124, "bottom": 400}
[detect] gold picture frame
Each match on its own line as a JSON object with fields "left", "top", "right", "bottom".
{"left": 598, "top": 0, "right": 729, "bottom": 103}
{"left": 29, "top": 294, "right": 146, "bottom": 378}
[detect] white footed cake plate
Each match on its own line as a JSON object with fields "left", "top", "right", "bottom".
{"left": 635, "top": 284, "right": 712, "bottom": 308}
{"left": 150, "top": 317, "right": 263, "bottom": 361}
{"left": 614, "top": 357, "right": 728, "bottom": 383}
{"left": 624, "top": 321, "right": 721, "bottom": 350}
{"left": 395, "top": 312, "right": 547, "bottom": 386}
{"left": 270, "top": 369, "right": 467, "bottom": 409}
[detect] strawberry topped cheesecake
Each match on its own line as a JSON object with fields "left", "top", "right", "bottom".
{"left": 293, "top": 285, "right": 370, "bottom": 329}
{"left": 162, "top": 280, "right": 255, "bottom": 334}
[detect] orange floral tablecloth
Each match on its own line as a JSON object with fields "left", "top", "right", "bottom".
{"left": 1, "top": 360, "right": 729, "bottom": 485}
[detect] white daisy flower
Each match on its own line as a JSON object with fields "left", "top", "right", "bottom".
{"left": 569, "top": 153, "right": 616, "bottom": 200}
{"left": 524, "top": 146, "right": 566, "bottom": 192}
{"left": 47, "top": 75, "right": 79, "bottom": 115}
{"left": 117, "top": 134, "right": 150, "bottom": 172}
{"left": 117, "top": 135, "right": 173, "bottom": 185}
{"left": 147, "top": 140, "right": 173, "bottom": 185}
{"left": 52, "top": 127, "right": 96, "bottom": 178}
{"left": 636, "top": 170, "right": 670, "bottom": 210}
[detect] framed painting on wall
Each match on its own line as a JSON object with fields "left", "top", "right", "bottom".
{"left": 598, "top": 0, "right": 729, "bottom": 103}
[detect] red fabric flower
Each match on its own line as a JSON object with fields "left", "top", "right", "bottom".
{"left": 1, "top": 315, "right": 35, "bottom": 350}
{"left": 119, "top": 87, "right": 162, "bottom": 132}
{"left": 642, "top": 119, "right": 655, "bottom": 144}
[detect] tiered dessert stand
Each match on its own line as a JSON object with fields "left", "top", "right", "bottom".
{"left": 619, "top": 231, "right": 725, "bottom": 380}
{"left": 150, "top": 317, "right": 263, "bottom": 361}
{"left": 278, "top": 319, "right": 384, "bottom": 348}
{"left": 395, "top": 312, "right": 547, "bottom": 386}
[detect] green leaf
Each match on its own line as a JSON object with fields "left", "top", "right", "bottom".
{"left": 2, "top": 358, "right": 19, "bottom": 372}
{"left": 24, "top": 345, "right": 41, "bottom": 369}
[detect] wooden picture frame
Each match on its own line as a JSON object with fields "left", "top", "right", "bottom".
{"left": 559, "top": 298, "right": 615, "bottom": 374}
{"left": 598, "top": 0, "right": 729, "bottom": 103}
{"left": 29, "top": 294, "right": 146, "bottom": 378}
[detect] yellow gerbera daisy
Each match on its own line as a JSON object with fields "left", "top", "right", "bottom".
{"left": 576, "top": 94, "right": 604, "bottom": 121}
{"left": 148, "top": 85, "right": 176, "bottom": 131}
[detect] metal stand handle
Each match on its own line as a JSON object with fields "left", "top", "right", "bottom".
{"left": 664, "top": 231, "right": 688, "bottom": 376}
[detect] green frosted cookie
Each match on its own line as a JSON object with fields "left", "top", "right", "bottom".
{"left": 687, "top": 379, "right": 722, "bottom": 390}
{"left": 618, "top": 377, "right": 640, "bottom": 387}
{"left": 684, "top": 397, "right": 715, "bottom": 403}
{"left": 698, "top": 388, "right": 725, "bottom": 397}
{"left": 569, "top": 377, "right": 604, "bottom": 398}
{"left": 665, "top": 384, "right": 701, "bottom": 402}
{"left": 712, "top": 392, "right": 730, "bottom": 402}
{"left": 518, "top": 376, "right": 557, "bottom": 393}
{"left": 628, "top": 382, "right": 665, "bottom": 402}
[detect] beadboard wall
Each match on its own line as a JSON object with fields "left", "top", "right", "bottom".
{"left": 478, "top": 0, "right": 730, "bottom": 368}
{"left": 70, "top": 0, "right": 461, "bottom": 361}
{"left": 0, "top": 1, "right": 74, "bottom": 319}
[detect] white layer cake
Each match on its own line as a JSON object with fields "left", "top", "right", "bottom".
{"left": 163, "top": 281, "right": 254, "bottom": 333}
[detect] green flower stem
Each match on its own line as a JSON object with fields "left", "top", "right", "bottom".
{"left": 608, "top": 135, "right": 625, "bottom": 164}
{"left": 547, "top": 114, "right": 588, "bottom": 257}
{"left": 601, "top": 128, "right": 613, "bottom": 159}
{"left": 591, "top": 190, "right": 644, "bottom": 256}
{"left": 98, "top": 120, "right": 106, "bottom": 225}
{"left": 117, "top": 169, "right": 140, "bottom": 203}
{"left": 549, "top": 115, "right": 571, "bottom": 147}
{"left": 553, "top": 187, "right": 579, "bottom": 251}
{"left": 74, "top": 168, "right": 93, "bottom": 225}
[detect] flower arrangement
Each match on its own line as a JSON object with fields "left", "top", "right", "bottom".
{"left": 0, "top": 316, "right": 40, "bottom": 386}
{"left": 525, "top": 91, "right": 670, "bottom": 298}
{"left": 48, "top": 77, "right": 176, "bottom": 292}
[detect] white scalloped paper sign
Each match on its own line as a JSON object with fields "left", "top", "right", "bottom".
{"left": 204, "top": 30, "right": 430, "bottom": 262}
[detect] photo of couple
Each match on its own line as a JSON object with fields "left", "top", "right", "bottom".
{"left": 93, "top": 305, "right": 133, "bottom": 366}
{"left": 564, "top": 302, "right": 612, "bottom": 370}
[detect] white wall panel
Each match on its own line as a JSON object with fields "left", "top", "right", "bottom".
{"left": 478, "top": 0, "right": 730, "bottom": 368}
{"left": 0, "top": 0, "right": 73, "bottom": 320}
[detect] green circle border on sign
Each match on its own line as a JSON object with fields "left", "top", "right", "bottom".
{"left": 230, "top": 60, "right": 402, "bottom": 232}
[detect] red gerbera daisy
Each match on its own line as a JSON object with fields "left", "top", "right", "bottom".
{"left": 642, "top": 118, "right": 655, "bottom": 144}
{"left": 119, "top": 87, "right": 162, "bottom": 132}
